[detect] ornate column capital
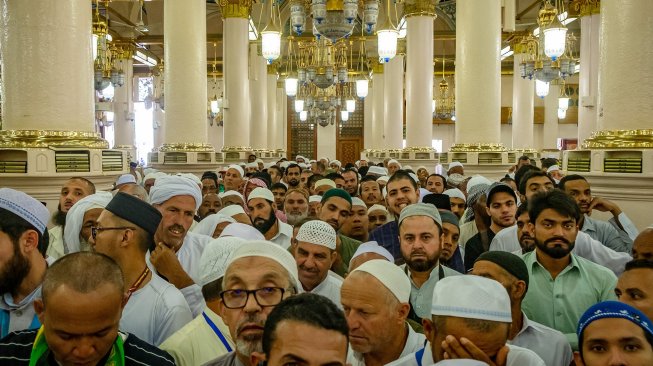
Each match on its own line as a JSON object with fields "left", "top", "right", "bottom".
{"left": 403, "top": 0, "right": 438, "bottom": 18}
{"left": 508, "top": 32, "right": 532, "bottom": 54}
{"left": 267, "top": 63, "right": 279, "bottom": 75}
{"left": 570, "top": 0, "right": 600, "bottom": 17}
{"left": 113, "top": 42, "right": 135, "bottom": 59}
{"left": 218, "top": 0, "right": 253, "bottom": 19}
{"left": 370, "top": 59, "right": 384, "bottom": 74}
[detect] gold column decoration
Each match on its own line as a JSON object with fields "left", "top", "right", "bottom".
{"left": 113, "top": 42, "right": 135, "bottom": 59}
{"left": 449, "top": 143, "right": 508, "bottom": 152}
{"left": 570, "top": 0, "right": 600, "bottom": 17}
{"left": 509, "top": 32, "right": 531, "bottom": 54}
{"left": 218, "top": 0, "right": 253, "bottom": 18}
{"left": 158, "top": 142, "right": 217, "bottom": 152}
{"left": 267, "top": 63, "right": 278, "bottom": 75}
{"left": 0, "top": 130, "right": 109, "bottom": 149}
{"left": 403, "top": 0, "right": 438, "bottom": 18}
{"left": 371, "top": 59, "right": 384, "bottom": 74}
{"left": 582, "top": 129, "right": 653, "bottom": 149}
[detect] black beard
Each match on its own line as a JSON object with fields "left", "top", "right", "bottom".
{"left": 535, "top": 236, "right": 575, "bottom": 259}
{"left": 288, "top": 179, "right": 299, "bottom": 187}
{"left": 53, "top": 205, "right": 67, "bottom": 226}
{"left": 253, "top": 210, "right": 277, "bottom": 235}
{"left": 0, "top": 247, "right": 31, "bottom": 295}
{"left": 402, "top": 250, "right": 438, "bottom": 273}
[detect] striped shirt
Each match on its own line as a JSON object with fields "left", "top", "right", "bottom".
{"left": 0, "top": 329, "right": 176, "bottom": 365}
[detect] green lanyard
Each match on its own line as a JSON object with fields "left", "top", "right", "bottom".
{"left": 29, "top": 326, "right": 125, "bottom": 366}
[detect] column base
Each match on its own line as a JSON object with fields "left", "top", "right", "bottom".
{"left": 113, "top": 145, "right": 137, "bottom": 164}
{"left": 221, "top": 146, "right": 254, "bottom": 162}
{"left": 148, "top": 142, "right": 219, "bottom": 173}
{"left": 0, "top": 129, "right": 109, "bottom": 149}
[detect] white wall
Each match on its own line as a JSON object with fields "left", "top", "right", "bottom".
{"left": 317, "top": 122, "right": 337, "bottom": 159}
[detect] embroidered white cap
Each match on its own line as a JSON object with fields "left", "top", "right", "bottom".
{"left": 296, "top": 220, "right": 337, "bottom": 250}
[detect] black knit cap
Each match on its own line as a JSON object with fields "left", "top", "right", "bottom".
{"left": 105, "top": 192, "right": 162, "bottom": 237}
{"left": 475, "top": 251, "right": 529, "bottom": 289}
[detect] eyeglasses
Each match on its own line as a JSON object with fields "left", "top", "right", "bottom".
{"left": 219, "top": 287, "right": 288, "bottom": 309}
{"left": 91, "top": 226, "right": 136, "bottom": 240}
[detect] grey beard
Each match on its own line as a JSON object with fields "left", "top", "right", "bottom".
{"left": 286, "top": 211, "right": 308, "bottom": 226}
{"left": 236, "top": 338, "right": 262, "bottom": 358}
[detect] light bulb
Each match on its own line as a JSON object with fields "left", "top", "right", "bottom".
{"left": 558, "top": 97, "right": 569, "bottom": 110}
{"left": 346, "top": 99, "right": 356, "bottom": 113}
{"left": 210, "top": 100, "right": 219, "bottom": 114}
{"left": 356, "top": 79, "right": 369, "bottom": 98}
{"left": 294, "top": 99, "right": 305, "bottom": 113}
{"left": 535, "top": 80, "right": 550, "bottom": 98}
{"left": 299, "top": 110, "right": 308, "bottom": 121}
{"left": 341, "top": 110, "right": 349, "bottom": 121}
{"left": 261, "top": 31, "right": 281, "bottom": 63}
{"left": 557, "top": 108, "right": 567, "bottom": 119}
{"left": 377, "top": 29, "right": 398, "bottom": 62}
{"left": 285, "top": 77, "right": 298, "bottom": 97}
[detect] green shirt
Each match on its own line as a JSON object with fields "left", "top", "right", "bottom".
{"left": 521, "top": 251, "right": 617, "bottom": 351}
{"left": 332, "top": 234, "right": 362, "bottom": 277}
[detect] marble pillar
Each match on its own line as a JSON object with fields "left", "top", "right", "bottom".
{"left": 511, "top": 53, "right": 534, "bottom": 149}
{"left": 384, "top": 55, "right": 404, "bottom": 149}
{"left": 249, "top": 44, "right": 268, "bottom": 150}
{"left": 371, "top": 67, "right": 384, "bottom": 149}
{"left": 577, "top": 8, "right": 600, "bottom": 143}
{"left": 405, "top": 15, "right": 434, "bottom": 149}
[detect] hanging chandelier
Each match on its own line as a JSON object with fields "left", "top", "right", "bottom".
{"left": 518, "top": 0, "right": 577, "bottom": 97}
{"left": 289, "top": 0, "right": 380, "bottom": 42}
{"left": 433, "top": 51, "right": 454, "bottom": 120}
{"left": 260, "top": 0, "right": 282, "bottom": 64}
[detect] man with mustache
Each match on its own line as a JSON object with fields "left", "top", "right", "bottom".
{"left": 223, "top": 165, "right": 245, "bottom": 192}
{"left": 0, "top": 189, "right": 51, "bottom": 338}
{"left": 199, "top": 193, "right": 223, "bottom": 220}
{"left": 246, "top": 188, "right": 292, "bottom": 250}
{"left": 398, "top": 203, "right": 461, "bottom": 323}
{"left": 203, "top": 241, "right": 299, "bottom": 366}
{"left": 370, "top": 171, "right": 420, "bottom": 261}
{"left": 293, "top": 220, "right": 343, "bottom": 307}
{"left": 149, "top": 175, "right": 213, "bottom": 317}
{"left": 439, "top": 210, "right": 464, "bottom": 273}
{"left": 359, "top": 176, "right": 383, "bottom": 207}
{"left": 464, "top": 182, "right": 518, "bottom": 271}
{"left": 283, "top": 188, "right": 309, "bottom": 225}
{"left": 521, "top": 189, "right": 617, "bottom": 350}
{"left": 342, "top": 168, "right": 360, "bottom": 197}
{"left": 47, "top": 177, "right": 95, "bottom": 260}
{"left": 316, "top": 189, "right": 362, "bottom": 277}
{"left": 560, "top": 174, "right": 637, "bottom": 253}
{"left": 284, "top": 163, "right": 302, "bottom": 189}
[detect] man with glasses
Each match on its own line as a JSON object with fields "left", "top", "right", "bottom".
{"left": 91, "top": 192, "right": 192, "bottom": 346}
{"left": 204, "top": 240, "right": 299, "bottom": 366}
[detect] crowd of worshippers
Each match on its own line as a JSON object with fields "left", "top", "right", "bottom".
{"left": 1, "top": 152, "right": 653, "bottom": 366}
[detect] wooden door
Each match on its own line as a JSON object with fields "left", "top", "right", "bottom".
{"left": 336, "top": 99, "right": 364, "bottom": 165}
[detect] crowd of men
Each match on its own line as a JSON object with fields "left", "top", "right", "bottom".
{"left": 0, "top": 153, "right": 652, "bottom": 366}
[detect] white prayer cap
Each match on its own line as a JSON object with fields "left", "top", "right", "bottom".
{"left": 309, "top": 159, "right": 317, "bottom": 164}
{"left": 143, "top": 171, "right": 166, "bottom": 183}
{"left": 219, "top": 190, "right": 244, "bottom": 201}
{"left": 355, "top": 160, "right": 361, "bottom": 167}
{"left": 0, "top": 188, "right": 50, "bottom": 235}
{"left": 466, "top": 175, "right": 493, "bottom": 192}
{"left": 377, "top": 175, "right": 389, "bottom": 183}
{"left": 382, "top": 186, "right": 387, "bottom": 198}
{"left": 298, "top": 163, "right": 309, "bottom": 169}
{"left": 64, "top": 192, "right": 113, "bottom": 253}
{"left": 404, "top": 165, "right": 413, "bottom": 171}
{"left": 296, "top": 220, "right": 337, "bottom": 250}
{"left": 367, "top": 166, "right": 387, "bottom": 176}
{"left": 191, "top": 214, "right": 236, "bottom": 237}
{"left": 219, "top": 204, "right": 246, "bottom": 218}
{"left": 245, "top": 162, "right": 258, "bottom": 169}
{"left": 417, "top": 165, "right": 428, "bottom": 172}
{"left": 296, "top": 155, "right": 305, "bottom": 161}
{"left": 264, "top": 162, "right": 275, "bottom": 169}
{"left": 314, "top": 179, "right": 336, "bottom": 189}
{"left": 349, "top": 241, "right": 394, "bottom": 265}
{"left": 367, "top": 204, "right": 389, "bottom": 215}
{"left": 219, "top": 222, "right": 265, "bottom": 240}
{"left": 247, "top": 187, "right": 274, "bottom": 203}
{"left": 115, "top": 174, "right": 136, "bottom": 186}
{"left": 546, "top": 165, "right": 561, "bottom": 173}
{"left": 149, "top": 175, "right": 203, "bottom": 211}
{"left": 227, "top": 240, "right": 300, "bottom": 290}
{"left": 227, "top": 164, "right": 244, "bottom": 177}
{"left": 309, "top": 195, "right": 322, "bottom": 203}
{"left": 432, "top": 275, "right": 512, "bottom": 323}
{"left": 331, "top": 160, "right": 342, "bottom": 167}
{"left": 351, "top": 197, "right": 366, "bottom": 208}
{"left": 434, "top": 361, "right": 489, "bottom": 366}
{"left": 449, "top": 161, "right": 464, "bottom": 169}
{"left": 255, "top": 158, "right": 264, "bottom": 164}
{"left": 351, "top": 259, "right": 410, "bottom": 303}
{"left": 199, "top": 237, "right": 246, "bottom": 286}
{"left": 176, "top": 172, "right": 202, "bottom": 186}
{"left": 443, "top": 188, "right": 466, "bottom": 201}
{"left": 280, "top": 161, "right": 290, "bottom": 169}
{"left": 409, "top": 173, "right": 419, "bottom": 184}
{"left": 387, "top": 159, "right": 401, "bottom": 167}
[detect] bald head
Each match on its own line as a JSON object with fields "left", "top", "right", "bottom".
{"left": 633, "top": 228, "right": 653, "bottom": 261}
{"left": 41, "top": 252, "right": 124, "bottom": 306}
{"left": 118, "top": 184, "right": 149, "bottom": 202}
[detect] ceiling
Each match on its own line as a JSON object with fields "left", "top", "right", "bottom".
{"left": 102, "top": 0, "right": 581, "bottom": 75}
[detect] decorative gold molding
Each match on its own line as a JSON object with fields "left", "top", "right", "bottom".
{"left": 267, "top": 64, "right": 278, "bottom": 75}
{"left": 582, "top": 129, "right": 653, "bottom": 149}
{"left": 218, "top": 0, "right": 253, "bottom": 19}
{"left": 0, "top": 130, "right": 109, "bottom": 149}
{"left": 449, "top": 143, "right": 508, "bottom": 152}
{"left": 570, "top": 0, "right": 600, "bottom": 17}
{"left": 159, "top": 143, "right": 216, "bottom": 152}
{"left": 403, "top": 0, "right": 437, "bottom": 18}
{"left": 371, "top": 60, "right": 384, "bottom": 74}
{"left": 222, "top": 146, "right": 254, "bottom": 152}
{"left": 114, "top": 144, "right": 136, "bottom": 150}
{"left": 403, "top": 146, "right": 435, "bottom": 152}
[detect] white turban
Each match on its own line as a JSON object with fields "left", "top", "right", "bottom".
{"left": 149, "top": 175, "right": 203, "bottom": 211}
{"left": 191, "top": 214, "right": 236, "bottom": 237}
{"left": 176, "top": 172, "right": 202, "bottom": 187}
{"left": 367, "top": 204, "right": 389, "bottom": 215}
{"left": 219, "top": 190, "right": 244, "bottom": 202}
{"left": 63, "top": 192, "right": 113, "bottom": 254}
{"left": 227, "top": 164, "right": 244, "bottom": 177}
{"left": 387, "top": 159, "right": 401, "bottom": 167}
{"left": 443, "top": 188, "right": 466, "bottom": 201}
{"left": 143, "top": 171, "right": 166, "bottom": 183}
{"left": 219, "top": 204, "right": 246, "bottom": 218}
{"left": 220, "top": 222, "right": 265, "bottom": 240}
{"left": 331, "top": 160, "right": 342, "bottom": 168}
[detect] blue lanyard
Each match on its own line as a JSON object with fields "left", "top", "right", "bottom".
{"left": 202, "top": 312, "right": 233, "bottom": 352}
